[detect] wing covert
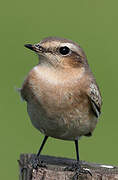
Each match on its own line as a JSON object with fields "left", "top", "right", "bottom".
{"left": 88, "top": 82, "right": 102, "bottom": 118}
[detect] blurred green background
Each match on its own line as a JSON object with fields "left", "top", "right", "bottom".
{"left": 1, "top": 0, "right": 118, "bottom": 179}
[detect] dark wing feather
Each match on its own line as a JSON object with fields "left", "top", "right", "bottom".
{"left": 88, "top": 83, "right": 102, "bottom": 118}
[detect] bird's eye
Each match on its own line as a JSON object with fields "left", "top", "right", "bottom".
{"left": 59, "top": 46, "right": 70, "bottom": 55}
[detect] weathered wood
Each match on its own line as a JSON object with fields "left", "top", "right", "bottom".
{"left": 18, "top": 154, "right": 118, "bottom": 180}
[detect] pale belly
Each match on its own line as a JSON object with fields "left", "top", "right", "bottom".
{"left": 27, "top": 100, "right": 97, "bottom": 140}
{"left": 22, "top": 66, "right": 98, "bottom": 140}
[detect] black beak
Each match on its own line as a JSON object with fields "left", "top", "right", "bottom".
{"left": 24, "top": 44, "right": 35, "bottom": 51}
{"left": 24, "top": 43, "right": 45, "bottom": 54}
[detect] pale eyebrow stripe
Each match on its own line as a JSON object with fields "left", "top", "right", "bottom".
{"left": 59, "top": 43, "right": 79, "bottom": 53}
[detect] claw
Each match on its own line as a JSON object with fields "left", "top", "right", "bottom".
{"left": 29, "top": 156, "right": 47, "bottom": 169}
{"left": 64, "top": 162, "right": 92, "bottom": 179}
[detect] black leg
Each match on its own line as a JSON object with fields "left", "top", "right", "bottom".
{"left": 30, "top": 136, "right": 48, "bottom": 169}
{"left": 37, "top": 135, "right": 48, "bottom": 157}
{"left": 65, "top": 139, "right": 92, "bottom": 179}
{"left": 75, "top": 139, "right": 79, "bottom": 162}
{"left": 73, "top": 139, "right": 92, "bottom": 178}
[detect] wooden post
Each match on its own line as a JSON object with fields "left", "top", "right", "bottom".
{"left": 18, "top": 154, "right": 118, "bottom": 180}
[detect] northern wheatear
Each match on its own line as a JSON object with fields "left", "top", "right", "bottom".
{"left": 20, "top": 37, "right": 102, "bottom": 176}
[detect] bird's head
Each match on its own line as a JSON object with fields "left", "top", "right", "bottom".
{"left": 24, "top": 37, "right": 88, "bottom": 69}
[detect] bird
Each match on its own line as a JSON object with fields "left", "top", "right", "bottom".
{"left": 20, "top": 37, "right": 102, "bottom": 176}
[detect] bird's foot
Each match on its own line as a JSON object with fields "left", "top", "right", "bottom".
{"left": 64, "top": 161, "right": 92, "bottom": 179}
{"left": 29, "top": 156, "right": 47, "bottom": 170}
